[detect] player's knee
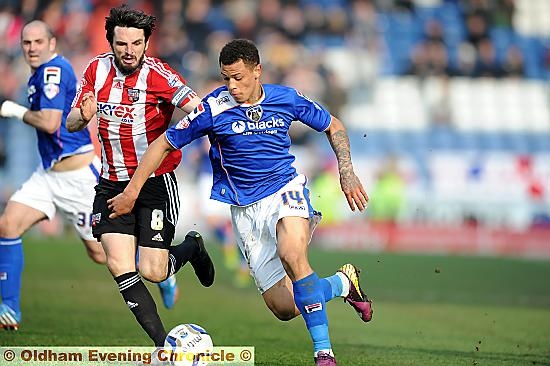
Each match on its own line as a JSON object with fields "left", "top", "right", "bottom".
{"left": 0, "top": 215, "right": 7, "bottom": 236}
{"left": 84, "top": 240, "right": 106, "bottom": 264}
{"left": 0, "top": 214, "right": 22, "bottom": 237}
{"left": 279, "top": 250, "right": 301, "bottom": 269}
{"left": 279, "top": 251, "right": 309, "bottom": 280}
{"left": 270, "top": 305, "right": 297, "bottom": 321}
{"left": 266, "top": 296, "right": 298, "bottom": 321}
{"left": 87, "top": 248, "right": 106, "bottom": 265}
{"left": 105, "top": 257, "right": 135, "bottom": 277}
{"left": 139, "top": 266, "right": 167, "bottom": 283}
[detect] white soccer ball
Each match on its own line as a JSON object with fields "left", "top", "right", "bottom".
{"left": 163, "top": 323, "right": 213, "bottom": 366}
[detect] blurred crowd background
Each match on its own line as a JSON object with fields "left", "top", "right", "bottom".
{"left": 0, "top": 0, "right": 549, "bottom": 257}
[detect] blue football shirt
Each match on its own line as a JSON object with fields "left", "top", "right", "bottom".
{"left": 166, "top": 84, "right": 331, "bottom": 206}
{"left": 27, "top": 54, "right": 93, "bottom": 169}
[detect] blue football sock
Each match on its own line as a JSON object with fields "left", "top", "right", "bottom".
{"left": 293, "top": 272, "right": 331, "bottom": 353}
{"left": 0, "top": 237, "right": 23, "bottom": 314}
{"left": 320, "top": 273, "right": 344, "bottom": 302}
{"left": 214, "top": 226, "right": 226, "bottom": 244}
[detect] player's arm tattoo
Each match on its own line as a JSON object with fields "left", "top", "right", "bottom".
{"left": 327, "top": 129, "right": 357, "bottom": 190}
{"left": 328, "top": 130, "right": 353, "bottom": 176}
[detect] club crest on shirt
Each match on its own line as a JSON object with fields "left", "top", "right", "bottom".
{"left": 246, "top": 105, "right": 263, "bottom": 122}
{"left": 127, "top": 88, "right": 140, "bottom": 102}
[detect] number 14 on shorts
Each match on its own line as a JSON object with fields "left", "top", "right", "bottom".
{"left": 281, "top": 190, "right": 304, "bottom": 205}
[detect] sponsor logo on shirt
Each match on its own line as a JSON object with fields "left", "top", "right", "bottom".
{"left": 97, "top": 102, "right": 136, "bottom": 123}
{"left": 217, "top": 95, "right": 230, "bottom": 105}
{"left": 231, "top": 116, "right": 284, "bottom": 135}
{"left": 246, "top": 117, "right": 284, "bottom": 130}
{"left": 44, "top": 66, "right": 61, "bottom": 84}
{"left": 232, "top": 121, "right": 246, "bottom": 134}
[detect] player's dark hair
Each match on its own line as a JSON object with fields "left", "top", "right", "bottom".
{"left": 105, "top": 5, "right": 156, "bottom": 44}
{"left": 219, "top": 39, "right": 260, "bottom": 67}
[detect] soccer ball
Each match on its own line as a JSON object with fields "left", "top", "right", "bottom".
{"left": 163, "top": 323, "right": 213, "bottom": 366}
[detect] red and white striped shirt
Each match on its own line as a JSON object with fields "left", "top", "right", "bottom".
{"left": 72, "top": 53, "right": 197, "bottom": 181}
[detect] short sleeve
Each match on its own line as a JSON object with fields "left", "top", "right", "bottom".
{"left": 36, "top": 66, "right": 67, "bottom": 111}
{"left": 165, "top": 102, "right": 213, "bottom": 149}
{"left": 71, "top": 61, "right": 95, "bottom": 108}
{"left": 293, "top": 89, "right": 331, "bottom": 132}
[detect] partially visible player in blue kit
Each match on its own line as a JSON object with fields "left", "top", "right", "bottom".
{"left": 0, "top": 20, "right": 104, "bottom": 330}
{"left": 108, "top": 39, "right": 373, "bottom": 366}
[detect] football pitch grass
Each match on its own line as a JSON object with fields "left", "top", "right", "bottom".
{"left": 1, "top": 234, "right": 549, "bottom": 365}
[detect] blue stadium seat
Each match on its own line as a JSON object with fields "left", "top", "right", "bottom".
{"left": 490, "top": 27, "right": 515, "bottom": 63}
{"left": 515, "top": 35, "right": 544, "bottom": 79}
{"left": 501, "top": 133, "right": 530, "bottom": 153}
{"left": 427, "top": 126, "right": 459, "bottom": 150}
{"left": 527, "top": 133, "right": 550, "bottom": 152}
{"left": 478, "top": 133, "right": 504, "bottom": 151}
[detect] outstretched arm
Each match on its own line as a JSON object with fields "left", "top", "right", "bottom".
{"left": 0, "top": 96, "right": 62, "bottom": 133}
{"left": 107, "top": 133, "right": 175, "bottom": 218}
{"left": 325, "top": 115, "right": 369, "bottom": 212}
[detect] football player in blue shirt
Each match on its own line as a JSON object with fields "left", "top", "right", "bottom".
{"left": 0, "top": 20, "right": 104, "bottom": 330}
{"left": 108, "top": 39, "right": 373, "bottom": 365}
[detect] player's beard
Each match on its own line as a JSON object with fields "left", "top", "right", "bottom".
{"left": 114, "top": 54, "right": 145, "bottom": 76}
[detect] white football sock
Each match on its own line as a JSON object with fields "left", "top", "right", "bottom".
{"left": 315, "top": 349, "right": 334, "bottom": 358}
{"left": 336, "top": 271, "right": 350, "bottom": 297}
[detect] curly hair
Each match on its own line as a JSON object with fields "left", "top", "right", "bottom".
{"left": 105, "top": 5, "right": 156, "bottom": 44}
{"left": 219, "top": 39, "right": 260, "bottom": 67}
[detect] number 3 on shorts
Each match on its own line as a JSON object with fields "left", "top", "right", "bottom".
{"left": 151, "top": 209, "right": 164, "bottom": 230}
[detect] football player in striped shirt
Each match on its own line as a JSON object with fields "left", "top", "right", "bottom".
{"left": 108, "top": 39, "right": 374, "bottom": 365}
{"left": 66, "top": 6, "right": 214, "bottom": 347}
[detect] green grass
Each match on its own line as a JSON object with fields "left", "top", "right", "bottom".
{"left": 1, "top": 234, "right": 550, "bottom": 365}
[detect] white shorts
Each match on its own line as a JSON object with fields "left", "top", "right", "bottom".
{"left": 198, "top": 174, "right": 230, "bottom": 218}
{"left": 10, "top": 157, "right": 100, "bottom": 241}
{"left": 230, "top": 174, "right": 322, "bottom": 293}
